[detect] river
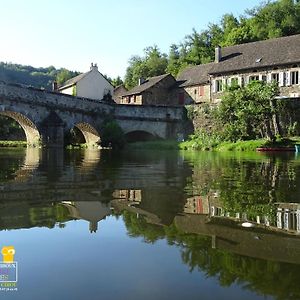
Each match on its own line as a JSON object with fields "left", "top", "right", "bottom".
{"left": 0, "top": 148, "right": 300, "bottom": 300}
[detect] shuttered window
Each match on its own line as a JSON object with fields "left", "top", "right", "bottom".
{"left": 291, "top": 71, "right": 299, "bottom": 85}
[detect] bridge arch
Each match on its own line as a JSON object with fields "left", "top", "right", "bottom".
{"left": 125, "top": 130, "right": 158, "bottom": 142}
{"left": 73, "top": 122, "right": 100, "bottom": 147}
{"left": 0, "top": 111, "right": 40, "bottom": 146}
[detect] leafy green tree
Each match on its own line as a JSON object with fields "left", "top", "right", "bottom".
{"left": 166, "top": 44, "right": 181, "bottom": 76}
{"left": 216, "top": 81, "right": 279, "bottom": 141}
{"left": 101, "top": 120, "right": 125, "bottom": 149}
{"left": 111, "top": 76, "right": 123, "bottom": 87}
{"left": 124, "top": 46, "right": 168, "bottom": 89}
{"left": 56, "top": 68, "right": 79, "bottom": 85}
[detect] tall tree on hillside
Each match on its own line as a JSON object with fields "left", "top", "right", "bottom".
{"left": 124, "top": 46, "right": 167, "bottom": 89}
{"left": 246, "top": 0, "right": 300, "bottom": 39}
{"left": 111, "top": 76, "right": 123, "bottom": 87}
{"left": 167, "top": 44, "right": 181, "bottom": 76}
{"left": 56, "top": 69, "right": 79, "bottom": 85}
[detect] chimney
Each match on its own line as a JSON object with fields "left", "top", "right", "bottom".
{"left": 138, "top": 78, "right": 145, "bottom": 85}
{"left": 90, "top": 62, "right": 98, "bottom": 71}
{"left": 52, "top": 80, "right": 58, "bottom": 91}
{"left": 215, "top": 46, "right": 222, "bottom": 63}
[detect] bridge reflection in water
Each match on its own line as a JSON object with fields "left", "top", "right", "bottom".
{"left": 2, "top": 149, "right": 300, "bottom": 299}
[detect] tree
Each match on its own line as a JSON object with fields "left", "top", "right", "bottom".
{"left": 100, "top": 120, "right": 125, "bottom": 149}
{"left": 167, "top": 44, "right": 181, "bottom": 76}
{"left": 216, "top": 81, "right": 279, "bottom": 141}
{"left": 111, "top": 76, "right": 123, "bottom": 87}
{"left": 124, "top": 46, "right": 168, "bottom": 89}
{"left": 56, "top": 68, "right": 79, "bottom": 85}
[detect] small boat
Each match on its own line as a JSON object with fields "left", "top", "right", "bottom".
{"left": 256, "top": 147, "right": 295, "bottom": 152}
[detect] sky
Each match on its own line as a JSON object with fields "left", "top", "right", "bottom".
{"left": 0, "top": 0, "right": 264, "bottom": 78}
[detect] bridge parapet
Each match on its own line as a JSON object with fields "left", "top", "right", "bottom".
{"left": 0, "top": 81, "right": 187, "bottom": 146}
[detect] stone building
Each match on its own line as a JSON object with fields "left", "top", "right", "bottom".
{"left": 58, "top": 63, "right": 114, "bottom": 101}
{"left": 113, "top": 84, "right": 127, "bottom": 104}
{"left": 120, "top": 73, "right": 178, "bottom": 106}
{"left": 177, "top": 34, "right": 300, "bottom": 104}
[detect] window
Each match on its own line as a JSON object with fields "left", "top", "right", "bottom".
{"left": 291, "top": 71, "right": 299, "bottom": 85}
{"left": 261, "top": 75, "right": 267, "bottom": 82}
{"left": 199, "top": 86, "right": 204, "bottom": 96}
{"left": 216, "top": 80, "right": 222, "bottom": 92}
{"left": 194, "top": 89, "right": 197, "bottom": 95}
{"left": 249, "top": 75, "right": 259, "bottom": 82}
{"left": 271, "top": 73, "right": 279, "bottom": 83}
{"left": 231, "top": 77, "right": 238, "bottom": 86}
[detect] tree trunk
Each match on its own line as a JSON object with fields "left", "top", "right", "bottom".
{"left": 264, "top": 120, "right": 275, "bottom": 141}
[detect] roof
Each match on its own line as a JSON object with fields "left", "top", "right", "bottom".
{"left": 176, "top": 63, "right": 215, "bottom": 87}
{"left": 58, "top": 71, "right": 90, "bottom": 90}
{"left": 122, "top": 73, "right": 172, "bottom": 96}
{"left": 210, "top": 34, "right": 300, "bottom": 75}
{"left": 114, "top": 84, "right": 127, "bottom": 95}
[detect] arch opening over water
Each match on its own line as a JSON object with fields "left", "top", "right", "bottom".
{"left": 73, "top": 123, "right": 100, "bottom": 147}
{"left": 0, "top": 111, "right": 40, "bottom": 146}
{"left": 125, "top": 130, "right": 157, "bottom": 142}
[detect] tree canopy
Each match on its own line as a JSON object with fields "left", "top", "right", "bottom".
{"left": 124, "top": 0, "right": 300, "bottom": 88}
{"left": 216, "top": 81, "right": 279, "bottom": 141}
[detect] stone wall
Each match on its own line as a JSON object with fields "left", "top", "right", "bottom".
{"left": 0, "top": 82, "right": 187, "bottom": 146}
{"left": 185, "top": 99, "right": 300, "bottom": 138}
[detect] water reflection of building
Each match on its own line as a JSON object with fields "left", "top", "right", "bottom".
{"left": 209, "top": 202, "right": 300, "bottom": 235}
{"left": 184, "top": 196, "right": 209, "bottom": 214}
{"left": 62, "top": 201, "right": 111, "bottom": 233}
{"left": 276, "top": 204, "right": 300, "bottom": 232}
{"left": 113, "top": 190, "right": 142, "bottom": 205}
{"left": 184, "top": 191, "right": 220, "bottom": 215}
{"left": 184, "top": 190, "right": 300, "bottom": 235}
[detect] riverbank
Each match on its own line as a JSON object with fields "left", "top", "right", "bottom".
{"left": 126, "top": 137, "right": 300, "bottom": 152}
{"left": 180, "top": 137, "right": 300, "bottom": 151}
{"left": 2, "top": 137, "right": 300, "bottom": 152}
{"left": 0, "top": 141, "right": 27, "bottom": 148}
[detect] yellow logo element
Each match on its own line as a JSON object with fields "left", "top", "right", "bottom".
{"left": 1, "top": 246, "right": 15, "bottom": 263}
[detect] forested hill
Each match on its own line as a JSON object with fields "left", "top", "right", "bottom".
{"left": 0, "top": 62, "right": 123, "bottom": 90}
{"left": 124, "top": 0, "right": 300, "bottom": 88}
{"left": 0, "top": 62, "right": 80, "bottom": 90}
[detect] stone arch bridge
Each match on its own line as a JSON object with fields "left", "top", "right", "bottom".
{"left": 0, "top": 81, "right": 186, "bottom": 147}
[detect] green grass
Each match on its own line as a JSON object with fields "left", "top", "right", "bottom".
{"left": 180, "top": 136, "right": 300, "bottom": 152}
{"left": 0, "top": 140, "right": 27, "bottom": 147}
{"left": 215, "top": 139, "right": 266, "bottom": 151}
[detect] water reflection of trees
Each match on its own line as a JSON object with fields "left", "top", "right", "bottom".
{"left": 121, "top": 210, "right": 300, "bottom": 300}
{"left": 183, "top": 152, "right": 300, "bottom": 223}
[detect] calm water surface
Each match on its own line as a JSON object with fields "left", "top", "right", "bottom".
{"left": 1, "top": 148, "right": 300, "bottom": 300}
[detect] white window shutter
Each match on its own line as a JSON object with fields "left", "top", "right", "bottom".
{"left": 286, "top": 71, "right": 291, "bottom": 86}
{"left": 238, "top": 76, "right": 242, "bottom": 86}
{"left": 259, "top": 74, "right": 263, "bottom": 81}
{"left": 212, "top": 80, "right": 216, "bottom": 93}
{"left": 222, "top": 78, "right": 226, "bottom": 90}
{"left": 279, "top": 72, "right": 284, "bottom": 87}
{"left": 245, "top": 76, "right": 249, "bottom": 85}
{"left": 267, "top": 73, "right": 272, "bottom": 83}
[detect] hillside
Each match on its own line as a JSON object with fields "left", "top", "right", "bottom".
{"left": 0, "top": 62, "right": 80, "bottom": 90}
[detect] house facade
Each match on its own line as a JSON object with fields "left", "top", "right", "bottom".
{"left": 177, "top": 34, "right": 300, "bottom": 104}
{"left": 113, "top": 84, "right": 127, "bottom": 104}
{"left": 121, "top": 73, "right": 178, "bottom": 106}
{"left": 58, "top": 63, "right": 114, "bottom": 101}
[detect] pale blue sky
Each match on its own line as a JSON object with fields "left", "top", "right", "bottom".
{"left": 0, "top": 0, "right": 264, "bottom": 78}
